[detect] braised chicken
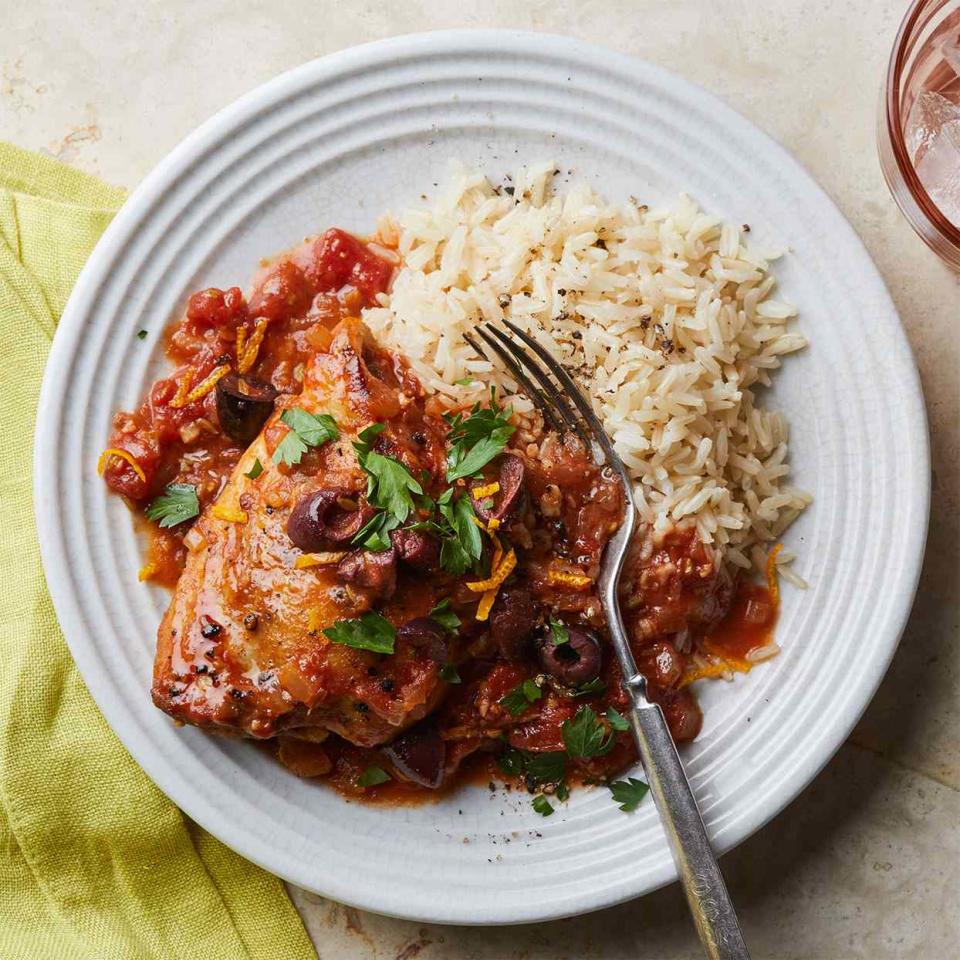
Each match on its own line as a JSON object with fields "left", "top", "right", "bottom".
{"left": 153, "top": 319, "right": 450, "bottom": 745}
{"left": 101, "top": 225, "right": 777, "bottom": 802}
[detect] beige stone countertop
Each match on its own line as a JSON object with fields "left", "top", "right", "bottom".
{"left": 4, "top": 1, "right": 957, "bottom": 957}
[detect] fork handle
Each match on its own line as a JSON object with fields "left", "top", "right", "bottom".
{"left": 626, "top": 692, "right": 751, "bottom": 960}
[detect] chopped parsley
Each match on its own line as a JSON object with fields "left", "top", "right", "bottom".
{"left": 495, "top": 747, "right": 566, "bottom": 790}
{"left": 555, "top": 780, "right": 570, "bottom": 802}
{"left": 549, "top": 618, "right": 570, "bottom": 646}
{"left": 609, "top": 777, "right": 649, "bottom": 812}
{"left": 496, "top": 748, "right": 526, "bottom": 777}
{"left": 363, "top": 451, "right": 422, "bottom": 522}
{"left": 272, "top": 407, "right": 338, "bottom": 466}
{"left": 439, "top": 664, "right": 461, "bottom": 684}
{"left": 353, "top": 422, "right": 386, "bottom": 463}
{"left": 323, "top": 612, "right": 395, "bottom": 654}
{"left": 428, "top": 599, "right": 461, "bottom": 633}
{"left": 444, "top": 391, "right": 515, "bottom": 482}
{"left": 605, "top": 707, "right": 630, "bottom": 732}
{"left": 352, "top": 511, "right": 400, "bottom": 551}
{"left": 136, "top": 329, "right": 148, "bottom": 340}
{"left": 244, "top": 458, "right": 264, "bottom": 480}
{"left": 436, "top": 488, "right": 483, "bottom": 575}
{"left": 499, "top": 679, "right": 543, "bottom": 716}
{"left": 454, "top": 376, "right": 476, "bottom": 386}
{"left": 562, "top": 705, "right": 615, "bottom": 759}
{"left": 351, "top": 423, "right": 424, "bottom": 550}
{"left": 145, "top": 483, "right": 200, "bottom": 528}
{"left": 357, "top": 765, "right": 391, "bottom": 788}
{"left": 573, "top": 677, "right": 607, "bottom": 697}
{"left": 524, "top": 751, "right": 567, "bottom": 787}
{"left": 531, "top": 795, "right": 554, "bottom": 817}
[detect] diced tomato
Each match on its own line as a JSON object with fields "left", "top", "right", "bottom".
{"left": 248, "top": 260, "right": 312, "bottom": 322}
{"left": 185, "top": 286, "right": 246, "bottom": 330}
{"left": 102, "top": 432, "right": 159, "bottom": 500}
{"left": 307, "top": 228, "right": 394, "bottom": 304}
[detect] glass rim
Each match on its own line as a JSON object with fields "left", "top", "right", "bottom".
{"left": 886, "top": 0, "right": 960, "bottom": 245}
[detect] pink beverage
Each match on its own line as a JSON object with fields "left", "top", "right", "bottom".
{"left": 879, "top": 0, "right": 960, "bottom": 268}
{"left": 904, "top": 9, "right": 960, "bottom": 224}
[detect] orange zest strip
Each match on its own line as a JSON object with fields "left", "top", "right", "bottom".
{"left": 471, "top": 481, "right": 500, "bottom": 499}
{"left": 211, "top": 504, "right": 248, "bottom": 523}
{"left": 470, "top": 514, "right": 502, "bottom": 537}
{"left": 466, "top": 548, "right": 517, "bottom": 594}
{"left": 490, "top": 538, "right": 503, "bottom": 573}
{"left": 476, "top": 589, "right": 498, "bottom": 622}
{"left": 235, "top": 323, "right": 247, "bottom": 361}
{"left": 168, "top": 371, "right": 193, "bottom": 408}
{"left": 546, "top": 568, "right": 593, "bottom": 589}
{"left": 681, "top": 649, "right": 753, "bottom": 687}
{"left": 765, "top": 543, "right": 782, "bottom": 608}
{"left": 295, "top": 551, "right": 347, "bottom": 569}
{"left": 238, "top": 316, "right": 270, "bottom": 373}
{"left": 680, "top": 660, "right": 733, "bottom": 687}
{"left": 97, "top": 448, "right": 146, "bottom": 483}
{"left": 173, "top": 364, "right": 230, "bottom": 408}
{"left": 138, "top": 561, "right": 157, "bottom": 582}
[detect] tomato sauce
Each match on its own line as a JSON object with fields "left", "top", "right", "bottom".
{"left": 103, "top": 229, "right": 396, "bottom": 584}
{"left": 102, "top": 224, "right": 781, "bottom": 806}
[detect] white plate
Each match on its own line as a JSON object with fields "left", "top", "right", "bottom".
{"left": 34, "top": 31, "right": 929, "bottom": 924}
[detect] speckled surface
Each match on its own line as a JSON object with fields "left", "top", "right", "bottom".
{"left": 4, "top": 2, "right": 958, "bottom": 957}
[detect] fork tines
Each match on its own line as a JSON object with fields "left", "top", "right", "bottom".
{"left": 470, "top": 320, "right": 610, "bottom": 454}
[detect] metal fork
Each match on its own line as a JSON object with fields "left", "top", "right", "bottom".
{"left": 467, "top": 319, "right": 751, "bottom": 960}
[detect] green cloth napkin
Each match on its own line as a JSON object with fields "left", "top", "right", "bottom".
{"left": 0, "top": 142, "right": 317, "bottom": 960}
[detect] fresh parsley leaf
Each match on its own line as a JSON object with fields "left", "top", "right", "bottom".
{"left": 145, "top": 483, "right": 200, "bottom": 528}
{"left": 429, "top": 599, "right": 461, "bottom": 633}
{"left": 272, "top": 407, "right": 338, "bottom": 466}
{"left": 323, "top": 612, "right": 395, "bottom": 654}
{"left": 444, "top": 397, "right": 515, "bottom": 482}
{"left": 499, "top": 687, "right": 530, "bottom": 717}
{"left": 562, "top": 706, "right": 615, "bottom": 759}
{"left": 440, "top": 538, "right": 472, "bottom": 576}
{"left": 454, "top": 376, "right": 476, "bottom": 386}
{"left": 549, "top": 618, "right": 570, "bottom": 646}
{"left": 609, "top": 777, "right": 649, "bottom": 812}
{"left": 272, "top": 429, "right": 307, "bottom": 467}
{"left": 282, "top": 407, "right": 339, "bottom": 446}
{"left": 500, "top": 679, "right": 543, "bottom": 717}
{"left": 353, "top": 512, "right": 400, "bottom": 551}
{"left": 531, "top": 795, "right": 554, "bottom": 817}
{"left": 447, "top": 429, "right": 514, "bottom": 482}
{"left": 245, "top": 458, "right": 264, "bottom": 480}
{"left": 439, "top": 664, "right": 461, "bottom": 684}
{"left": 361, "top": 452, "right": 423, "bottom": 524}
{"left": 555, "top": 780, "right": 570, "bottom": 802}
{"left": 353, "top": 422, "right": 386, "bottom": 467}
{"left": 524, "top": 751, "right": 566, "bottom": 787}
{"left": 357, "top": 765, "right": 391, "bottom": 787}
{"left": 574, "top": 677, "right": 607, "bottom": 697}
{"left": 437, "top": 492, "right": 483, "bottom": 575}
{"left": 136, "top": 329, "right": 148, "bottom": 340}
{"left": 606, "top": 707, "right": 630, "bottom": 732}
{"left": 496, "top": 748, "right": 525, "bottom": 777}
